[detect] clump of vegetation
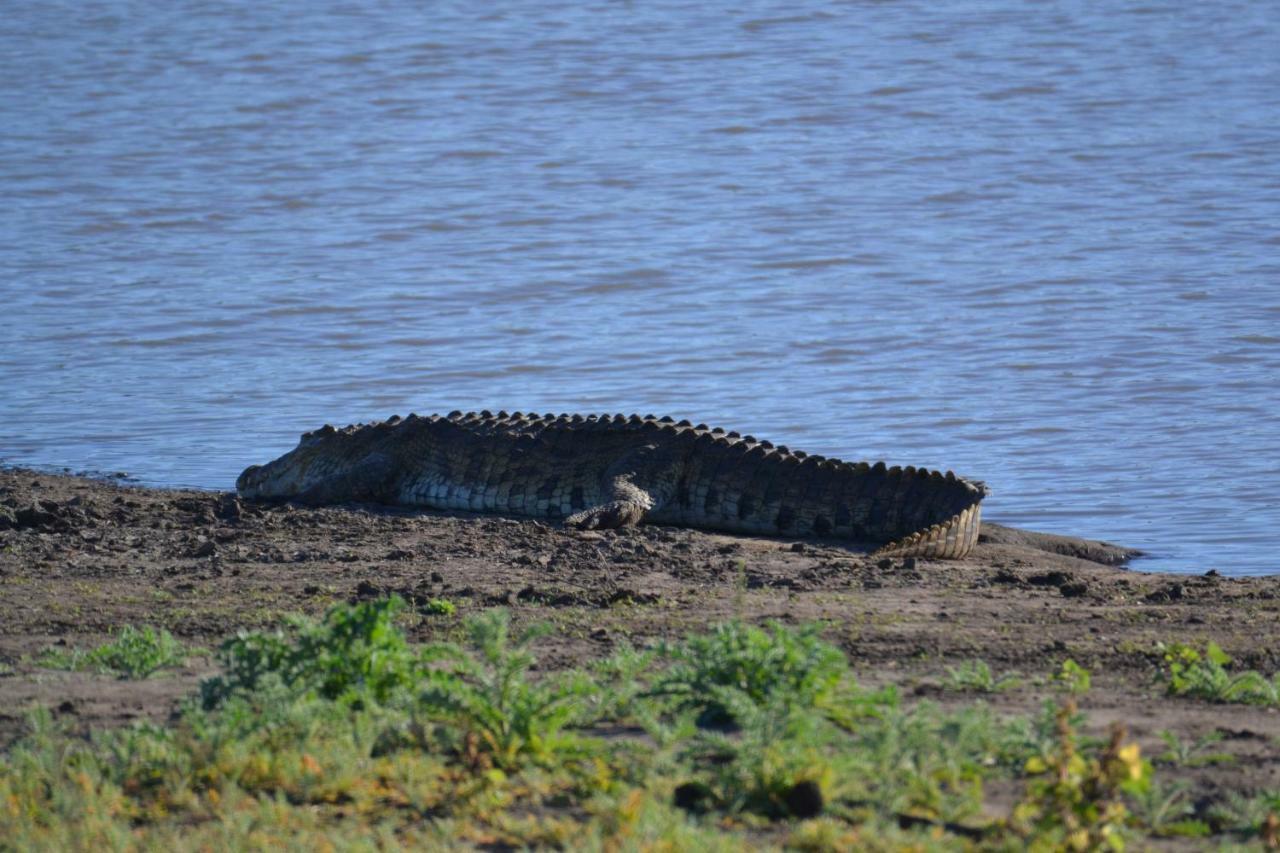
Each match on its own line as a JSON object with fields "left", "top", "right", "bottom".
{"left": 1009, "top": 698, "right": 1150, "bottom": 851}
{"left": 650, "top": 619, "right": 847, "bottom": 725}
{"left": 1157, "top": 641, "right": 1280, "bottom": 705}
{"left": 1053, "top": 658, "right": 1092, "bottom": 695}
{"left": 1155, "top": 729, "right": 1235, "bottom": 768}
{"left": 1127, "top": 778, "right": 1210, "bottom": 839}
{"left": 417, "top": 608, "right": 599, "bottom": 771}
{"left": 1206, "top": 790, "right": 1280, "bottom": 844}
{"left": 673, "top": 690, "right": 841, "bottom": 820}
{"left": 201, "top": 596, "right": 421, "bottom": 706}
{"left": 0, "top": 602, "right": 1261, "bottom": 849}
{"left": 943, "top": 658, "right": 1022, "bottom": 693}
{"left": 38, "top": 625, "right": 191, "bottom": 678}
{"left": 423, "top": 597, "right": 456, "bottom": 616}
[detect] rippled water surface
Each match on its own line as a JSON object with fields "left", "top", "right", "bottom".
{"left": 2, "top": 1, "right": 1278, "bottom": 574}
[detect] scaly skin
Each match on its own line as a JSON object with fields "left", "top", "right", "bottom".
{"left": 237, "top": 411, "right": 989, "bottom": 559}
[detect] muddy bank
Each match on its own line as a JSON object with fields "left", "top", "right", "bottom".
{"left": 1, "top": 469, "right": 1277, "bottom": 802}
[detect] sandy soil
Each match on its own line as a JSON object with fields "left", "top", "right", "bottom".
{"left": 1, "top": 468, "right": 1277, "bottom": 806}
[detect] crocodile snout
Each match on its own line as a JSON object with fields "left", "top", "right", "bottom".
{"left": 236, "top": 464, "right": 263, "bottom": 495}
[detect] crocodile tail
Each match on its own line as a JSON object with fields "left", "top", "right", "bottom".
{"left": 871, "top": 500, "right": 983, "bottom": 560}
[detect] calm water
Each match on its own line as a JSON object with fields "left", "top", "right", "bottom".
{"left": 2, "top": 2, "right": 1278, "bottom": 575}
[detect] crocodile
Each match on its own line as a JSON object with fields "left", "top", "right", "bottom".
{"left": 237, "top": 411, "right": 989, "bottom": 559}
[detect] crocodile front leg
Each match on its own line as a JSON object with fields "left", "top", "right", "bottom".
{"left": 564, "top": 442, "right": 685, "bottom": 530}
{"left": 565, "top": 476, "right": 654, "bottom": 529}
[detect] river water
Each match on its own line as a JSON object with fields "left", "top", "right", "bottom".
{"left": 2, "top": 1, "right": 1277, "bottom": 575}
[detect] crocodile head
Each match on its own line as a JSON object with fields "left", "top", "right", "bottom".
{"left": 236, "top": 424, "right": 393, "bottom": 502}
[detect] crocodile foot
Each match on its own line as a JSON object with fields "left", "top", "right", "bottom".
{"left": 565, "top": 500, "right": 648, "bottom": 530}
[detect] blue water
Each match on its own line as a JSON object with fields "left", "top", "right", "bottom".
{"left": 2, "top": 1, "right": 1278, "bottom": 574}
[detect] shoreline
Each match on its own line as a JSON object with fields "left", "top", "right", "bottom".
{"left": 5, "top": 461, "right": 1258, "bottom": 577}
{"left": 2, "top": 467, "right": 1278, "bottom": 830}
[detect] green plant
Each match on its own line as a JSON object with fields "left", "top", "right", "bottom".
{"left": 424, "top": 598, "right": 457, "bottom": 616}
{"left": 1207, "top": 790, "right": 1280, "bottom": 841}
{"left": 1155, "top": 729, "right": 1234, "bottom": 768}
{"left": 999, "top": 698, "right": 1093, "bottom": 772}
{"left": 1158, "top": 642, "right": 1280, "bottom": 705}
{"left": 844, "top": 700, "right": 1000, "bottom": 829}
{"left": 1010, "top": 699, "right": 1150, "bottom": 851}
{"left": 417, "top": 609, "right": 598, "bottom": 772}
{"left": 38, "top": 625, "right": 190, "bottom": 678}
{"left": 943, "top": 659, "right": 1022, "bottom": 693}
{"left": 200, "top": 597, "right": 420, "bottom": 707}
{"left": 651, "top": 620, "right": 847, "bottom": 726}
{"left": 1126, "top": 778, "right": 1209, "bottom": 838}
{"left": 1053, "top": 659, "right": 1092, "bottom": 695}
{"left": 676, "top": 690, "right": 836, "bottom": 819}
{"left": 591, "top": 641, "right": 657, "bottom": 720}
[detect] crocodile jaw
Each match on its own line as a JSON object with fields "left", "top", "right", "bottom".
{"left": 236, "top": 428, "right": 345, "bottom": 499}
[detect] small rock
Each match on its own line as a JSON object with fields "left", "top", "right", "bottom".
{"left": 1059, "top": 581, "right": 1089, "bottom": 598}
{"left": 15, "top": 506, "right": 58, "bottom": 529}
{"left": 673, "top": 781, "right": 714, "bottom": 814}
{"left": 191, "top": 539, "right": 216, "bottom": 558}
{"left": 217, "top": 495, "right": 242, "bottom": 521}
{"left": 785, "top": 780, "right": 824, "bottom": 818}
{"left": 1143, "top": 583, "right": 1184, "bottom": 604}
{"left": 790, "top": 542, "right": 806, "bottom": 553}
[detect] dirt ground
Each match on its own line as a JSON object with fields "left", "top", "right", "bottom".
{"left": 2, "top": 468, "right": 1277, "bottom": 805}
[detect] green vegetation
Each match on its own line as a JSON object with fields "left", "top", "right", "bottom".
{"left": 1155, "top": 729, "right": 1235, "bottom": 768}
{"left": 942, "top": 658, "right": 1022, "bottom": 693}
{"left": 37, "top": 625, "right": 192, "bottom": 678}
{"left": 1053, "top": 658, "right": 1092, "bottom": 695}
{"left": 1158, "top": 641, "right": 1280, "bottom": 705}
{"left": 200, "top": 597, "right": 420, "bottom": 706}
{"left": 649, "top": 620, "right": 847, "bottom": 725}
{"left": 416, "top": 609, "right": 599, "bottom": 771}
{"left": 423, "top": 596, "right": 457, "bottom": 616}
{"left": 1207, "top": 791, "right": 1280, "bottom": 843}
{"left": 2, "top": 600, "right": 1277, "bottom": 849}
{"left": 1127, "top": 778, "right": 1210, "bottom": 840}
{"left": 1009, "top": 699, "right": 1149, "bottom": 851}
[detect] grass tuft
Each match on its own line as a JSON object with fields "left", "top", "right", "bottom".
{"left": 38, "top": 625, "right": 191, "bottom": 678}
{"left": 943, "top": 658, "right": 1023, "bottom": 693}
{"left": 1157, "top": 641, "right": 1280, "bottom": 705}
